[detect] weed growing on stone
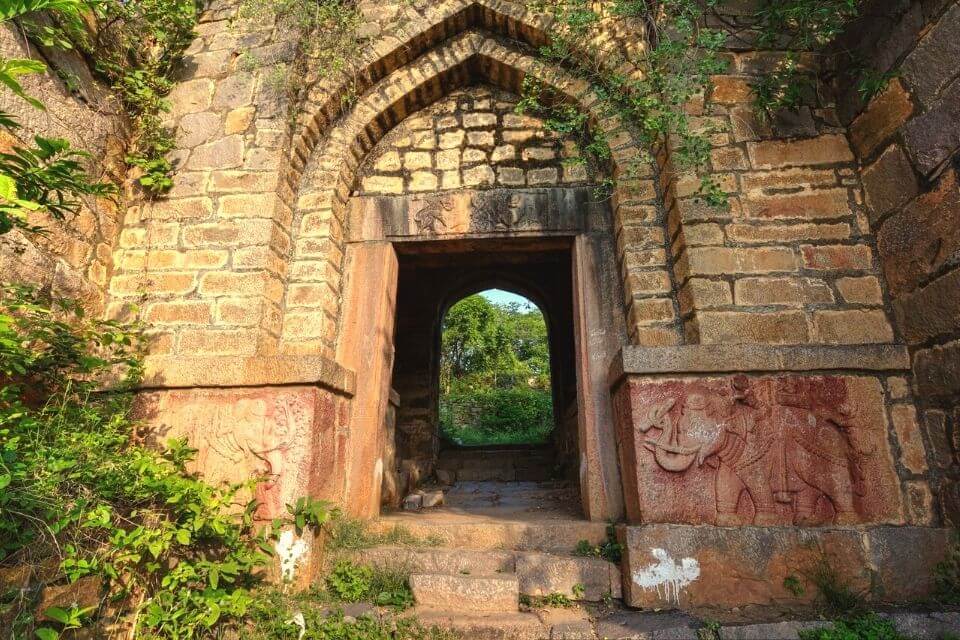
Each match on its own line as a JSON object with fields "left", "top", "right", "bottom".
{"left": 573, "top": 523, "right": 623, "bottom": 563}
{"left": 241, "top": 587, "right": 458, "bottom": 640}
{"left": 520, "top": 0, "right": 730, "bottom": 207}
{"left": 810, "top": 558, "right": 865, "bottom": 616}
{"left": 521, "top": 592, "right": 575, "bottom": 608}
{"left": 325, "top": 560, "right": 414, "bottom": 609}
{"left": 798, "top": 614, "right": 905, "bottom": 640}
{"left": 327, "top": 515, "right": 441, "bottom": 550}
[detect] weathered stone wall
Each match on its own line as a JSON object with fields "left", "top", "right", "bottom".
{"left": 0, "top": 25, "right": 127, "bottom": 312}
{"left": 108, "top": 2, "right": 295, "bottom": 356}
{"left": 833, "top": 0, "right": 960, "bottom": 525}
{"left": 664, "top": 4, "right": 896, "bottom": 348}
{"left": 358, "top": 85, "right": 593, "bottom": 194}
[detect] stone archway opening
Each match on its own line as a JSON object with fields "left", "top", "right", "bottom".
{"left": 438, "top": 288, "right": 555, "bottom": 448}
{"left": 389, "top": 237, "right": 585, "bottom": 519}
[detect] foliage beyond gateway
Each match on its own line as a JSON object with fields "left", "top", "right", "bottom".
{"left": 440, "top": 294, "right": 554, "bottom": 446}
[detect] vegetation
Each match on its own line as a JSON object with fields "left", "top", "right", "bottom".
{"left": 520, "top": 0, "right": 728, "bottom": 205}
{"left": 240, "top": 588, "right": 458, "bottom": 640}
{"left": 573, "top": 524, "right": 623, "bottom": 564}
{"left": 326, "top": 560, "right": 414, "bottom": 609}
{"left": 439, "top": 294, "right": 554, "bottom": 447}
{"left": 326, "top": 515, "right": 442, "bottom": 551}
{"left": 798, "top": 614, "right": 906, "bottom": 640}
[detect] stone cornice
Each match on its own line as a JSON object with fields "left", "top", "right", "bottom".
{"left": 140, "top": 355, "right": 356, "bottom": 395}
{"left": 609, "top": 344, "right": 912, "bottom": 386}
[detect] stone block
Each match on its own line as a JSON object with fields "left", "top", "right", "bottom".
{"left": 878, "top": 169, "right": 960, "bottom": 295}
{"left": 612, "top": 374, "right": 904, "bottom": 526}
{"left": 695, "top": 311, "right": 809, "bottom": 344}
{"left": 746, "top": 189, "right": 851, "bottom": 219}
{"left": 747, "top": 135, "right": 853, "bottom": 169}
{"left": 893, "top": 268, "right": 960, "bottom": 344}
{"left": 620, "top": 524, "right": 869, "bottom": 609}
{"left": 901, "top": 74, "right": 960, "bottom": 176}
{"left": 801, "top": 244, "right": 874, "bottom": 271}
{"left": 517, "top": 553, "right": 620, "bottom": 601}
{"left": 850, "top": 79, "right": 915, "bottom": 159}
{"left": 811, "top": 310, "right": 894, "bottom": 345}
{"left": 914, "top": 339, "right": 960, "bottom": 400}
{"left": 866, "top": 527, "right": 951, "bottom": 601}
{"left": 185, "top": 135, "right": 244, "bottom": 170}
{"left": 900, "top": 3, "right": 960, "bottom": 107}
{"left": 862, "top": 144, "right": 919, "bottom": 223}
{"left": 409, "top": 573, "right": 518, "bottom": 612}
{"left": 135, "top": 385, "right": 348, "bottom": 519}
{"left": 891, "top": 404, "right": 928, "bottom": 474}
{"left": 835, "top": 276, "right": 883, "bottom": 305}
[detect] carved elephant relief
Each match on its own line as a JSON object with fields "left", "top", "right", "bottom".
{"left": 622, "top": 375, "right": 903, "bottom": 526}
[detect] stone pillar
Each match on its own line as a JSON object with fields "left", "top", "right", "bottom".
{"left": 572, "top": 234, "right": 627, "bottom": 521}
{"left": 336, "top": 242, "right": 400, "bottom": 518}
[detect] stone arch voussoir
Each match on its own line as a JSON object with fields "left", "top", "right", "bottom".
{"left": 276, "top": 5, "right": 681, "bottom": 354}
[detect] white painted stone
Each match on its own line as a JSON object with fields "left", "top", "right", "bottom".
{"left": 632, "top": 548, "right": 700, "bottom": 605}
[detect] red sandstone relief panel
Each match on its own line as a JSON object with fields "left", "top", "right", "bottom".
{"left": 613, "top": 375, "right": 903, "bottom": 526}
{"left": 135, "top": 386, "right": 348, "bottom": 519}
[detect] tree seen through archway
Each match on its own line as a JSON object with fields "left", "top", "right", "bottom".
{"left": 439, "top": 290, "right": 554, "bottom": 447}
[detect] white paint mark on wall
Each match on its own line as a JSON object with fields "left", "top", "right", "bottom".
{"left": 276, "top": 529, "right": 310, "bottom": 582}
{"left": 632, "top": 547, "right": 700, "bottom": 605}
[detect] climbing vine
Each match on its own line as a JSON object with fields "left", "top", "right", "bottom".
{"left": 750, "top": 0, "right": 863, "bottom": 117}
{"left": 518, "top": 0, "right": 729, "bottom": 205}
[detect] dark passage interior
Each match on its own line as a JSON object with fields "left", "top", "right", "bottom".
{"left": 390, "top": 238, "right": 580, "bottom": 504}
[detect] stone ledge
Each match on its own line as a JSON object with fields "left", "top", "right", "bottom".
{"left": 140, "top": 355, "right": 356, "bottom": 395}
{"left": 610, "top": 343, "right": 911, "bottom": 384}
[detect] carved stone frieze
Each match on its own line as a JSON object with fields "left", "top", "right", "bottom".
{"left": 135, "top": 386, "right": 348, "bottom": 519}
{"left": 614, "top": 374, "right": 904, "bottom": 526}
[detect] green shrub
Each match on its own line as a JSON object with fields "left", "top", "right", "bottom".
{"left": 0, "top": 285, "right": 328, "bottom": 639}
{"left": 798, "top": 614, "right": 905, "bottom": 640}
{"left": 573, "top": 524, "right": 623, "bottom": 563}
{"left": 440, "top": 386, "right": 553, "bottom": 446}
{"left": 325, "top": 560, "right": 414, "bottom": 609}
{"left": 242, "top": 588, "right": 457, "bottom": 640}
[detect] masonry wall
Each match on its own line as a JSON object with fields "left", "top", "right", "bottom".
{"left": 833, "top": 0, "right": 960, "bottom": 525}
{"left": 0, "top": 25, "right": 127, "bottom": 313}
{"left": 662, "top": 3, "right": 897, "bottom": 348}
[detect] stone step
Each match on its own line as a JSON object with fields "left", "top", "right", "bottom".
{"left": 517, "top": 552, "right": 621, "bottom": 601}
{"left": 356, "top": 545, "right": 516, "bottom": 576}
{"left": 372, "top": 515, "right": 609, "bottom": 552}
{"left": 409, "top": 573, "right": 519, "bottom": 612}
{"left": 412, "top": 608, "right": 547, "bottom": 640}
{"left": 356, "top": 546, "right": 621, "bottom": 602}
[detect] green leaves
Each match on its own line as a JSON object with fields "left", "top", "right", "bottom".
{"left": 0, "top": 57, "right": 46, "bottom": 110}
{"left": 0, "top": 135, "right": 117, "bottom": 234}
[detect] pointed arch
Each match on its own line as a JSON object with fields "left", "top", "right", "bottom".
{"left": 275, "top": 26, "right": 679, "bottom": 354}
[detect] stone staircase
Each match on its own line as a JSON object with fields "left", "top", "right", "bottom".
{"left": 360, "top": 508, "right": 622, "bottom": 638}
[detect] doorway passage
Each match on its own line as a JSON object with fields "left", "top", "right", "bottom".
{"left": 439, "top": 289, "right": 554, "bottom": 449}
{"left": 389, "top": 238, "right": 582, "bottom": 517}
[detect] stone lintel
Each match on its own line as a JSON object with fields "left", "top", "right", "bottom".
{"left": 348, "top": 187, "right": 609, "bottom": 242}
{"left": 140, "top": 355, "right": 356, "bottom": 395}
{"left": 609, "top": 343, "right": 911, "bottom": 385}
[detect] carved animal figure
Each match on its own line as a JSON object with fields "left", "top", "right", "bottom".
{"left": 413, "top": 196, "right": 453, "bottom": 234}
{"left": 710, "top": 379, "right": 866, "bottom": 526}
{"left": 640, "top": 379, "right": 868, "bottom": 526}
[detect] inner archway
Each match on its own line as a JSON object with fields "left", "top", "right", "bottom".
{"left": 439, "top": 289, "right": 554, "bottom": 449}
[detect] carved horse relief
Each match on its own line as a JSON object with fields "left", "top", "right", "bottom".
{"left": 637, "top": 378, "right": 872, "bottom": 526}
